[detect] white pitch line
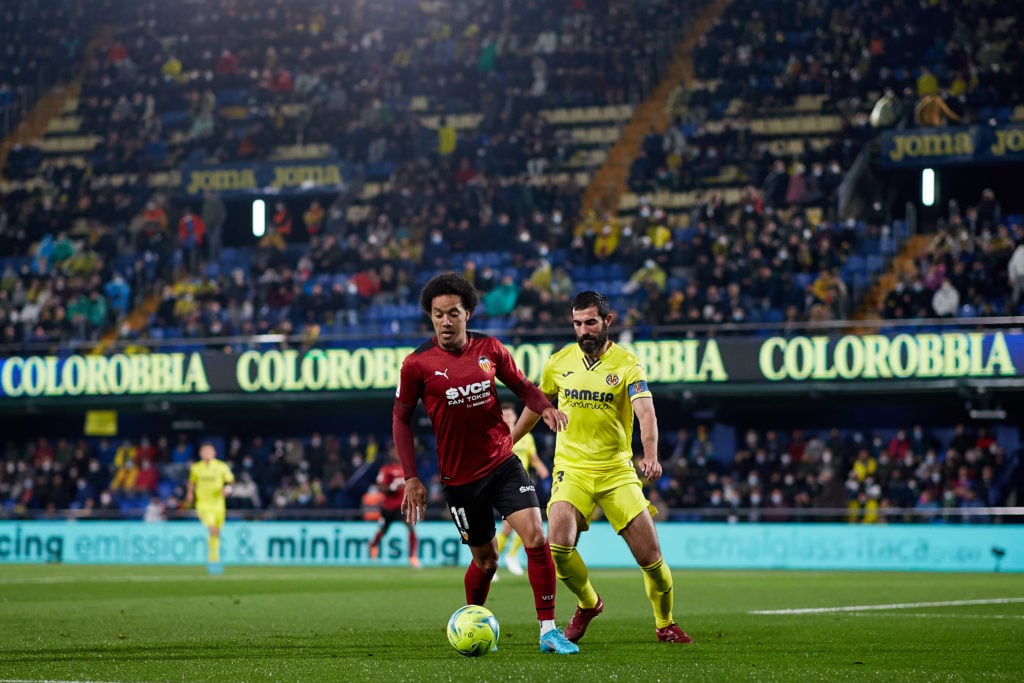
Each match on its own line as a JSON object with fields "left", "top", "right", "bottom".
{"left": 0, "top": 680, "right": 127, "bottom": 683}
{"left": 750, "top": 597, "right": 1024, "bottom": 615}
{"left": 847, "top": 612, "right": 1024, "bottom": 620}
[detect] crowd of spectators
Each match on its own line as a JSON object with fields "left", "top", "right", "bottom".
{"left": 1, "top": 420, "right": 1017, "bottom": 521}
{"left": 0, "top": 429, "right": 388, "bottom": 519}
{"left": 0, "top": 160, "right": 145, "bottom": 350}
{"left": 652, "top": 421, "right": 1018, "bottom": 523}
{"left": 691, "top": 0, "right": 1022, "bottom": 124}
{"left": 1, "top": 2, "right": 1022, "bottom": 529}
{"left": 1, "top": 0, "right": 1022, "bottom": 353}
{"left": 880, "top": 190, "right": 1023, "bottom": 320}
{"left": 0, "top": 1, "right": 93, "bottom": 140}
{"left": 1, "top": 0, "right": 699, "bottom": 352}
{"left": 133, "top": 190, "right": 890, "bottom": 347}
{"left": 632, "top": 0, "right": 1022, "bottom": 211}
{"left": 61, "top": 0, "right": 690, "bottom": 177}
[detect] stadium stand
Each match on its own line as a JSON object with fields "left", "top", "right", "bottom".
{"left": 1, "top": 420, "right": 1018, "bottom": 521}
{"left": 1, "top": 0, "right": 1022, "bottom": 519}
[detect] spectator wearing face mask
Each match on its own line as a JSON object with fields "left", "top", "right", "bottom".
{"left": 931, "top": 278, "right": 960, "bottom": 317}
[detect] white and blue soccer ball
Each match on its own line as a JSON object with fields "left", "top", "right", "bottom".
{"left": 446, "top": 604, "right": 500, "bottom": 657}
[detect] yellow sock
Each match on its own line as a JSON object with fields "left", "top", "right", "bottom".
{"left": 549, "top": 543, "right": 599, "bottom": 609}
{"left": 495, "top": 530, "right": 510, "bottom": 554}
{"left": 209, "top": 535, "right": 221, "bottom": 563}
{"left": 506, "top": 534, "right": 523, "bottom": 558}
{"left": 641, "top": 558, "right": 674, "bottom": 628}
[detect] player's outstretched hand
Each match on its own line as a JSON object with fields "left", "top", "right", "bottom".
{"left": 540, "top": 406, "right": 569, "bottom": 433}
{"left": 402, "top": 477, "right": 427, "bottom": 525}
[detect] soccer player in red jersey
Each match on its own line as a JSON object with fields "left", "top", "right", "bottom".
{"left": 368, "top": 446, "right": 420, "bottom": 568}
{"left": 393, "top": 272, "right": 579, "bottom": 654}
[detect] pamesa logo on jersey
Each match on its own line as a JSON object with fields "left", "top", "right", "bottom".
{"left": 562, "top": 388, "right": 614, "bottom": 403}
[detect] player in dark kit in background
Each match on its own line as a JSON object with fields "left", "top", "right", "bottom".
{"left": 393, "top": 272, "right": 579, "bottom": 655}
{"left": 368, "top": 446, "right": 420, "bottom": 568}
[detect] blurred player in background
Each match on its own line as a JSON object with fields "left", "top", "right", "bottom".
{"left": 369, "top": 446, "right": 420, "bottom": 568}
{"left": 495, "top": 402, "right": 550, "bottom": 577}
{"left": 185, "top": 442, "right": 234, "bottom": 574}
{"left": 513, "top": 290, "right": 693, "bottom": 644}
{"left": 393, "top": 272, "right": 579, "bottom": 654}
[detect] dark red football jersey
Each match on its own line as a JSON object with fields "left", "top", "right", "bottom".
{"left": 376, "top": 462, "right": 405, "bottom": 511}
{"left": 393, "top": 332, "right": 551, "bottom": 486}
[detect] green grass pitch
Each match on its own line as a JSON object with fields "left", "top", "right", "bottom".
{"left": 1, "top": 564, "right": 1022, "bottom": 682}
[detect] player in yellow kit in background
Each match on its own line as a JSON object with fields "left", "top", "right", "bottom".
{"left": 512, "top": 290, "right": 693, "bottom": 644}
{"left": 185, "top": 442, "right": 235, "bottom": 574}
{"left": 495, "top": 403, "right": 550, "bottom": 577}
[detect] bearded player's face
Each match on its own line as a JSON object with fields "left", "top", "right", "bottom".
{"left": 572, "top": 305, "right": 609, "bottom": 357}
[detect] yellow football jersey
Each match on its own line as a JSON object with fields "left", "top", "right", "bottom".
{"left": 539, "top": 341, "right": 651, "bottom": 472}
{"left": 512, "top": 432, "right": 538, "bottom": 471}
{"left": 189, "top": 459, "right": 234, "bottom": 507}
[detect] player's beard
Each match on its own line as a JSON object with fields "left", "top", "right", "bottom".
{"left": 577, "top": 322, "right": 609, "bottom": 356}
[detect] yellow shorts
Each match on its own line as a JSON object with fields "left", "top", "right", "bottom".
{"left": 196, "top": 504, "right": 226, "bottom": 529}
{"left": 547, "top": 464, "right": 656, "bottom": 534}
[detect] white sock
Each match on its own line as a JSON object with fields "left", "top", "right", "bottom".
{"left": 540, "top": 619, "right": 556, "bottom": 635}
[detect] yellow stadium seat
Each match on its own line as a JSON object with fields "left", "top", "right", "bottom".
{"left": 149, "top": 172, "right": 173, "bottom": 188}
{"left": 747, "top": 119, "right": 768, "bottom": 135}
{"left": 46, "top": 117, "right": 81, "bottom": 134}
{"left": 618, "top": 193, "right": 641, "bottom": 210}
{"left": 722, "top": 187, "right": 743, "bottom": 205}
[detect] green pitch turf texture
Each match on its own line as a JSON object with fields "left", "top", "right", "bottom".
{"left": 1, "top": 565, "right": 1022, "bottom": 682}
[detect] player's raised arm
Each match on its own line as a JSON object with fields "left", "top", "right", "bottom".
{"left": 511, "top": 406, "right": 543, "bottom": 445}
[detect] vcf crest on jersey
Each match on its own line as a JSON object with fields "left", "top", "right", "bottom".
{"left": 605, "top": 373, "right": 620, "bottom": 387}
{"left": 478, "top": 356, "right": 492, "bottom": 374}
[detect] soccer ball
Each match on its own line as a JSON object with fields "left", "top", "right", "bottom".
{"left": 446, "top": 604, "right": 500, "bottom": 657}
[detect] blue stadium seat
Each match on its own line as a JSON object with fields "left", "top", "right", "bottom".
{"left": 218, "top": 88, "right": 250, "bottom": 106}
{"left": 843, "top": 255, "right": 866, "bottom": 275}
{"left": 607, "top": 263, "right": 626, "bottom": 279}
{"left": 398, "top": 304, "right": 421, "bottom": 320}
{"left": 161, "top": 111, "right": 191, "bottom": 128}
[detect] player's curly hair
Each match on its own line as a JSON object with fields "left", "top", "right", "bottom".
{"left": 572, "top": 290, "right": 611, "bottom": 318}
{"left": 420, "top": 272, "right": 480, "bottom": 314}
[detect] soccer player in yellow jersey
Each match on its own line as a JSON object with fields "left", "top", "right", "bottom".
{"left": 496, "top": 403, "right": 550, "bottom": 576}
{"left": 512, "top": 290, "right": 693, "bottom": 644}
{"left": 185, "top": 442, "right": 235, "bottom": 574}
